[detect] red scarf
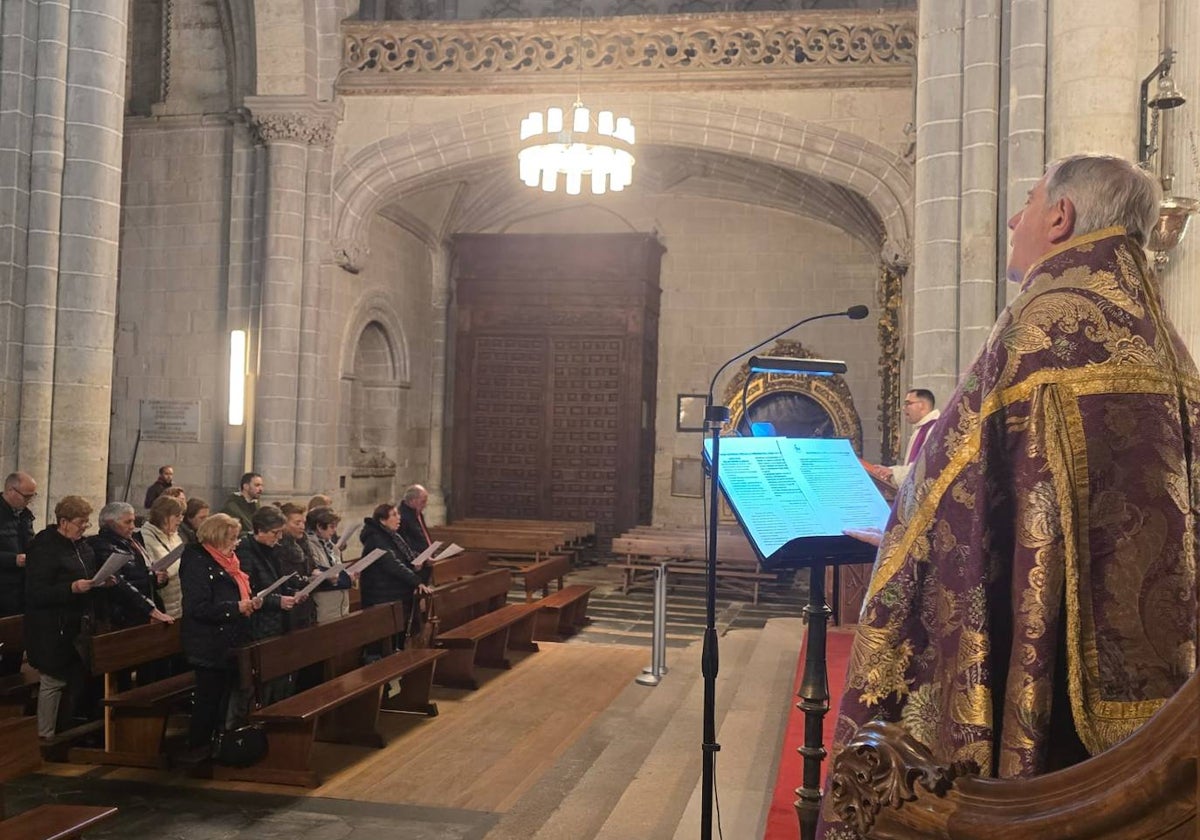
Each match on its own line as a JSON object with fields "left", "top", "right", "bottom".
{"left": 203, "top": 544, "right": 251, "bottom": 601}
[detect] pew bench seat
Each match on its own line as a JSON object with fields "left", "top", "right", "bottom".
{"left": 531, "top": 585, "right": 594, "bottom": 641}
{"left": 0, "top": 805, "right": 118, "bottom": 840}
{"left": 217, "top": 648, "right": 446, "bottom": 788}
{"left": 69, "top": 671, "right": 195, "bottom": 768}
{"left": 434, "top": 602, "right": 541, "bottom": 689}
{"left": 0, "top": 670, "right": 39, "bottom": 719}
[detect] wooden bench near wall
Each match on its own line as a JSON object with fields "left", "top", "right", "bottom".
{"left": 428, "top": 569, "right": 540, "bottom": 690}
{"left": 213, "top": 603, "right": 445, "bottom": 787}
{"left": 0, "top": 715, "right": 117, "bottom": 839}
{"left": 519, "top": 556, "right": 593, "bottom": 641}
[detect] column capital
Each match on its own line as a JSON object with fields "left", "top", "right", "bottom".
{"left": 245, "top": 96, "right": 343, "bottom": 147}
{"left": 880, "top": 236, "right": 911, "bottom": 273}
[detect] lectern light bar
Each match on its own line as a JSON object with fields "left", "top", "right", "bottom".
{"left": 747, "top": 356, "right": 847, "bottom": 375}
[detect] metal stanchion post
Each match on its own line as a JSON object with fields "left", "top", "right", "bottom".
{"left": 656, "top": 563, "right": 669, "bottom": 675}
{"left": 636, "top": 564, "right": 665, "bottom": 686}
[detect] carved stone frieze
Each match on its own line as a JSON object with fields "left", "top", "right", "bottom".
{"left": 340, "top": 11, "right": 916, "bottom": 92}
{"left": 828, "top": 720, "right": 978, "bottom": 838}
{"left": 250, "top": 112, "right": 338, "bottom": 146}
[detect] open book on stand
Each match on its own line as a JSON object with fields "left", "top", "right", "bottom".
{"left": 702, "top": 436, "right": 888, "bottom": 570}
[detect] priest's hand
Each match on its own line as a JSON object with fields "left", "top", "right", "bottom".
{"left": 843, "top": 527, "right": 884, "bottom": 547}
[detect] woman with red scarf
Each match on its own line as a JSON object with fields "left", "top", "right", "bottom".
{"left": 179, "top": 512, "right": 260, "bottom": 754}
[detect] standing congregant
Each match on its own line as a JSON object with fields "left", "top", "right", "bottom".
{"left": 398, "top": 484, "right": 432, "bottom": 554}
{"left": 0, "top": 473, "right": 36, "bottom": 675}
{"left": 144, "top": 466, "right": 175, "bottom": 510}
{"left": 821, "top": 154, "right": 1200, "bottom": 838}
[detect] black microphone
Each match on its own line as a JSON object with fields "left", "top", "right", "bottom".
{"left": 705, "top": 305, "right": 871, "bottom": 409}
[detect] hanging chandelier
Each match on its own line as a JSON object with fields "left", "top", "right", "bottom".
{"left": 518, "top": 102, "right": 636, "bottom": 195}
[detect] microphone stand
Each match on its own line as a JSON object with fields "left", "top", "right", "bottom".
{"left": 700, "top": 307, "right": 864, "bottom": 840}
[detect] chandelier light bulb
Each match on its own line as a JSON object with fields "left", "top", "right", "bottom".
{"left": 516, "top": 103, "right": 636, "bottom": 195}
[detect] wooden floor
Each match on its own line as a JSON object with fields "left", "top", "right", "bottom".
{"left": 46, "top": 641, "right": 646, "bottom": 814}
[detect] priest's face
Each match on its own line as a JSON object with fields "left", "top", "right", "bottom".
{"left": 1007, "top": 175, "right": 1056, "bottom": 284}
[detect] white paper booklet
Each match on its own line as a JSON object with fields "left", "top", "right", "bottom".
{"left": 343, "top": 548, "right": 387, "bottom": 576}
{"left": 296, "top": 563, "right": 346, "bottom": 598}
{"left": 256, "top": 573, "right": 295, "bottom": 599}
{"left": 148, "top": 543, "right": 186, "bottom": 574}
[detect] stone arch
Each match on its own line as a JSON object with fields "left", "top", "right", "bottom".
{"left": 216, "top": 0, "right": 257, "bottom": 102}
{"left": 338, "top": 296, "right": 411, "bottom": 481}
{"left": 331, "top": 99, "right": 913, "bottom": 271}
{"left": 338, "top": 294, "right": 411, "bottom": 384}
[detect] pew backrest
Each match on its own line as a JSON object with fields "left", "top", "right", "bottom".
{"left": 88, "top": 621, "right": 182, "bottom": 676}
{"left": 0, "top": 716, "right": 40, "bottom": 786}
{"left": 522, "top": 556, "right": 569, "bottom": 597}
{"left": 430, "top": 568, "right": 511, "bottom": 632}
{"left": 239, "top": 602, "right": 404, "bottom": 686}
{"left": 430, "top": 551, "right": 489, "bottom": 585}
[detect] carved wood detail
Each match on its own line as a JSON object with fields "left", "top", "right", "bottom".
{"left": 827, "top": 673, "right": 1199, "bottom": 839}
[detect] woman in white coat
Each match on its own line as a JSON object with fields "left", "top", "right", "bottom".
{"left": 141, "top": 495, "right": 185, "bottom": 618}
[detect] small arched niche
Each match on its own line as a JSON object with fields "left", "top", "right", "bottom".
{"left": 342, "top": 320, "right": 404, "bottom": 480}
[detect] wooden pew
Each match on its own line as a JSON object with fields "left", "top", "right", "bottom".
{"left": 0, "top": 716, "right": 117, "bottom": 837}
{"left": 429, "top": 550, "right": 489, "bottom": 586}
{"left": 429, "top": 569, "right": 540, "bottom": 689}
{"left": 69, "top": 622, "right": 193, "bottom": 768}
{"left": 427, "top": 526, "right": 569, "bottom": 564}
{"left": 0, "top": 616, "right": 37, "bottom": 719}
{"left": 214, "top": 603, "right": 445, "bottom": 787}
{"left": 449, "top": 518, "right": 595, "bottom": 547}
{"left": 611, "top": 527, "right": 776, "bottom": 604}
{"left": 520, "top": 556, "right": 593, "bottom": 641}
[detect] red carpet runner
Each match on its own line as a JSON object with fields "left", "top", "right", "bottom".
{"left": 763, "top": 627, "right": 856, "bottom": 840}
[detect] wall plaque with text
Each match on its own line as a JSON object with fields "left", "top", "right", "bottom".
{"left": 139, "top": 399, "right": 201, "bottom": 443}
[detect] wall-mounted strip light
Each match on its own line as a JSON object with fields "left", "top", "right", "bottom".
{"left": 229, "top": 329, "right": 247, "bottom": 426}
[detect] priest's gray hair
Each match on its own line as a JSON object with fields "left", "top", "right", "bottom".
{"left": 1044, "top": 154, "right": 1161, "bottom": 246}
{"left": 98, "top": 501, "right": 135, "bottom": 525}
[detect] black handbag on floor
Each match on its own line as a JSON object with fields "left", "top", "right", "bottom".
{"left": 212, "top": 724, "right": 268, "bottom": 767}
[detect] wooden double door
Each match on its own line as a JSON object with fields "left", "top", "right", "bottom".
{"left": 450, "top": 234, "right": 663, "bottom": 542}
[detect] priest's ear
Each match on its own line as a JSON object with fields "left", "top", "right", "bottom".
{"left": 1047, "top": 195, "right": 1077, "bottom": 243}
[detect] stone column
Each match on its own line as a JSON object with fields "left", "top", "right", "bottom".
{"left": 46, "top": 0, "right": 129, "bottom": 511}
{"left": 424, "top": 245, "right": 452, "bottom": 525}
{"left": 958, "top": 0, "right": 1002, "bottom": 363}
{"left": 910, "top": 0, "right": 965, "bottom": 399}
{"left": 246, "top": 97, "right": 339, "bottom": 495}
{"left": 13, "top": 0, "right": 70, "bottom": 523}
{"left": 1159, "top": 0, "right": 1200, "bottom": 355}
{"left": 1048, "top": 0, "right": 1143, "bottom": 158}
{"left": 1003, "top": 0, "right": 1048, "bottom": 305}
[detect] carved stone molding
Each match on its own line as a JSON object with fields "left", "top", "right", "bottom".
{"left": 878, "top": 261, "right": 902, "bottom": 464}
{"left": 880, "top": 235, "right": 911, "bottom": 273}
{"left": 332, "top": 237, "right": 371, "bottom": 273}
{"left": 828, "top": 720, "right": 978, "bottom": 838}
{"left": 340, "top": 11, "right": 916, "bottom": 93}
{"left": 245, "top": 96, "right": 343, "bottom": 147}
{"left": 250, "top": 112, "right": 338, "bottom": 146}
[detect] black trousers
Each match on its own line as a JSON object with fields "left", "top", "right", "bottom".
{"left": 189, "top": 664, "right": 235, "bottom": 749}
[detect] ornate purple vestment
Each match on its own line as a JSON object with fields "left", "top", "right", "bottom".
{"left": 820, "top": 229, "right": 1200, "bottom": 838}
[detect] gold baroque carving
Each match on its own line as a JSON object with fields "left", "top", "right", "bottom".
{"left": 340, "top": 11, "right": 916, "bottom": 93}
{"left": 878, "top": 262, "right": 903, "bottom": 465}
{"left": 722, "top": 339, "right": 863, "bottom": 456}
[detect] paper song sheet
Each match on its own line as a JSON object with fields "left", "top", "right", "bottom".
{"left": 148, "top": 543, "right": 186, "bottom": 574}
{"left": 411, "top": 541, "right": 443, "bottom": 568}
{"left": 256, "top": 573, "right": 295, "bottom": 599}
{"left": 703, "top": 436, "right": 891, "bottom": 558}
{"left": 296, "top": 563, "right": 345, "bottom": 598}
{"left": 344, "top": 548, "right": 387, "bottom": 576}
{"left": 335, "top": 522, "right": 363, "bottom": 552}
{"left": 91, "top": 551, "right": 134, "bottom": 585}
{"left": 433, "top": 543, "right": 464, "bottom": 561}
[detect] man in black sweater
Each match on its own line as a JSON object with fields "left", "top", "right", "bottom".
{"left": 398, "top": 484, "right": 431, "bottom": 555}
{"left": 0, "top": 472, "right": 36, "bottom": 676}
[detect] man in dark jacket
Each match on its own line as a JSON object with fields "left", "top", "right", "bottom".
{"left": 221, "top": 472, "right": 263, "bottom": 536}
{"left": 0, "top": 472, "right": 37, "bottom": 676}
{"left": 143, "top": 465, "right": 174, "bottom": 510}
{"left": 397, "top": 484, "right": 432, "bottom": 555}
